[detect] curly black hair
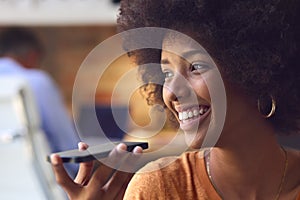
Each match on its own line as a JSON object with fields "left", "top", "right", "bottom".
{"left": 117, "top": 0, "right": 300, "bottom": 135}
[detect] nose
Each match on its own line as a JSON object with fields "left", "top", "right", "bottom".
{"left": 164, "top": 72, "right": 191, "bottom": 102}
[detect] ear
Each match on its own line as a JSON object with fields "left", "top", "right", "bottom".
{"left": 23, "top": 51, "right": 41, "bottom": 69}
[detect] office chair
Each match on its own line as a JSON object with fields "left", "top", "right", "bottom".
{"left": 0, "top": 76, "right": 66, "bottom": 200}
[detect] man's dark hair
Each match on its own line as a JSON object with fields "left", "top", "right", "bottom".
{"left": 0, "top": 27, "right": 43, "bottom": 58}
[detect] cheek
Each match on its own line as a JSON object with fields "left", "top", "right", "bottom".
{"left": 162, "top": 86, "right": 171, "bottom": 108}
{"left": 191, "top": 78, "right": 211, "bottom": 102}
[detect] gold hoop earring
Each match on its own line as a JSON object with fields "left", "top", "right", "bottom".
{"left": 257, "top": 95, "right": 276, "bottom": 118}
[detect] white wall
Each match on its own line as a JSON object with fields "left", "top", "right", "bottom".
{"left": 0, "top": 0, "right": 119, "bottom": 25}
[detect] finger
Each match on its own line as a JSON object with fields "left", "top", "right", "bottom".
{"left": 74, "top": 161, "right": 94, "bottom": 185}
{"left": 114, "top": 176, "right": 133, "bottom": 200}
{"left": 117, "top": 145, "right": 143, "bottom": 172}
{"left": 50, "top": 154, "right": 78, "bottom": 193}
{"left": 85, "top": 161, "right": 115, "bottom": 199}
{"left": 87, "top": 143, "right": 128, "bottom": 190}
{"left": 104, "top": 171, "right": 133, "bottom": 200}
{"left": 88, "top": 144, "right": 143, "bottom": 193}
{"left": 101, "top": 143, "right": 128, "bottom": 167}
{"left": 78, "top": 142, "right": 89, "bottom": 151}
{"left": 74, "top": 142, "right": 94, "bottom": 185}
{"left": 133, "top": 145, "right": 143, "bottom": 154}
{"left": 102, "top": 146, "right": 143, "bottom": 199}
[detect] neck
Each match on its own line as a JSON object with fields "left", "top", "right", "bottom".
{"left": 209, "top": 123, "right": 287, "bottom": 199}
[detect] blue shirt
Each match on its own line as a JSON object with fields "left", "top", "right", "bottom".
{"left": 0, "top": 58, "right": 80, "bottom": 154}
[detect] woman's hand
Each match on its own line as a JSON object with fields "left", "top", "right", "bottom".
{"left": 50, "top": 142, "right": 143, "bottom": 200}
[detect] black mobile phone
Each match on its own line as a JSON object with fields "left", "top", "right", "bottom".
{"left": 47, "top": 141, "right": 148, "bottom": 163}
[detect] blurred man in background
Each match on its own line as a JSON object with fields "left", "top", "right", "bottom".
{"left": 0, "top": 27, "right": 79, "bottom": 176}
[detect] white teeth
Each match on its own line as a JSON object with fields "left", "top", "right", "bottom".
{"left": 193, "top": 109, "right": 199, "bottom": 116}
{"left": 188, "top": 111, "right": 193, "bottom": 118}
{"left": 182, "top": 112, "right": 189, "bottom": 120}
{"left": 178, "top": 112, "right": 183, "bottom": 120}
{"left": 178, "top": 106, "right": 209, "bottom": 121}
{"left": 199, "top": 107, "right": 204, "bottom": 115}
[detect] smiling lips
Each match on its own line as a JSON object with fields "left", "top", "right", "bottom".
{"left": 178, "top": 105, "right": 210, "bottom": 122}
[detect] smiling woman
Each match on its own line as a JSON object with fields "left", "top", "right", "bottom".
{"left": 160, "top": 42, "right": 213, "bottom": 148}
{"left": 118, "top": 0, "right": 300, "bottom": 199}
{"left": 49, "top": 0, "right": 300, "bottom": 199}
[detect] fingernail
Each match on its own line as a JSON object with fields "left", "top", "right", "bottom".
{"left": 78, "top": 142, "right": 83, "bottom": 149}
{"left": 78, "top": 142, "right": 88, "bottom": 150}
{"left": 117, "top": 143, "right": 127, "bottom": 151}
{"left": 133, "top": 146, "right": 143, "bottom": 154}
{"left": 50, "top": 154, "right": 59, "bottom": 165}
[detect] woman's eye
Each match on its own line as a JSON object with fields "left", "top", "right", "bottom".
{"left": 162, "top": 71, "right": 173, "bottom": 80}
{"left": 190, "top": 63, "right": 209, "bottom": 73}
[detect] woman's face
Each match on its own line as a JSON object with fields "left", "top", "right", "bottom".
{"left": 161, "top": 35, "right": 217, "bottom": 148}
{"left": 161, "top": 33, "right": 258, "bottom": 148}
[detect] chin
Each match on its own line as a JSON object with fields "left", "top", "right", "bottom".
{"left": 183, "top": 128, "right": 208, "bottom": 150}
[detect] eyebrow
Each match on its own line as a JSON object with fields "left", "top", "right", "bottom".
{"left": 161, "top": 59, "right": 170, "bottom": 65}
{"left": 161, "top": 49, "right": 207, "bottom": 64}
{"left": 182, "top": 49, "right": 207, "bottom": 58}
